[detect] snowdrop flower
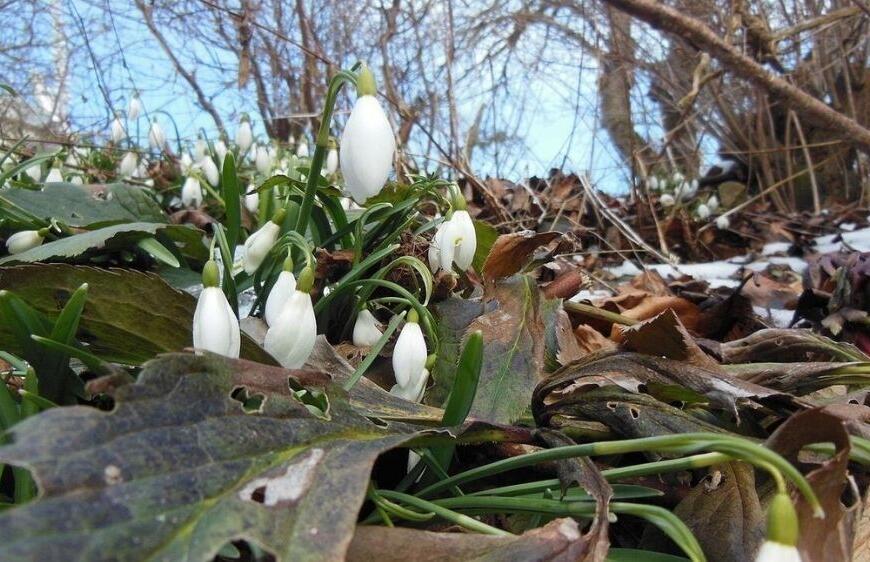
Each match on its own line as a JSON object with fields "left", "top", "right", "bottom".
{"left": 70, "top": 175, "right": 83, "bottom": 185}
{"left": 660, "top": 193, "right": 675, "bottom": 207}
{"left": 193, "top": 137, "right": 208, "bottom": 161}
{"left": 391, "top": 368, "right": 429, "bottom": 402}
{"left": 179, "top": 152, "right": 194, "bottom": 175}
{"left": 340, "top": 65, "right": 395, "bottom": 204}
{"left": 244, "top": 185, "right": 259, "bottom": 214}
{"left": 181, "top": 176, "right": 203, "bottom": 208}
{"left": 353, "top": 308, "right": 383, "bottom": 347}
{"left": 390, "top": 310, "right": 428, "bottom": 400}
{"left": 296, "top": 139, "right": 309, "bottom": 158}
{"left": 647, "top": 176, "right": 659, "bottom": 191}
{"left": 672, "top": 172, "right": 684, "bottom": 184}
{"left": 264, "top": 257, "right": 297, "bottom": 327}
{"left": 148, "top": 119, "right": 165, "bottom": 151}
{"left": 25, "top": 163, "right": 41, "bottom": 183}
{"left": 429, "top": 193, "right": 477, "bottom": 273}
{"left": 325, "top": 146, "right": 339, "bottom": 175}
{"left": 111, "top": 116, "right": 125, "bottom": 144}
{"left": 707, "top": 195, "right": 719, "bottom": 213}
{"left": 255, "top": 144, "right": 273, "bottom": 175}
{"left": 696, "top": 203, "right": 711, "bottom": 220}
{"left": 128, "top": 94, "right": 142, "bottom": 121}
{"left": 45, "top": 167, "right": 63, "bottom": 183}
{"left": 716, "top": 215, "right": 730, "bottom": 230}
{"left": 6, "top": 228, "right": 48, "bottom": 254}
{"left": 119, "top": 152, "right": 138, "bottom": 178}
{"left": 215, "top": 139, "right": 228, "bottom": 167}
{"left": 235, "top": 115, "right": 253, "bottom": 155}
{"left": 243, "top": 209, "right": 285, "bottom": 274}
{"left": 192, "top": 260, "right": 240, "bottom": 358}
{"left": 200, "top": 156, "right": 220, "bottom": 187}
{"left": 264, "top": 267, "right": 317, "bottom": 369}
{"left": 755, "top": 493, "right": 801, "bottom": 562}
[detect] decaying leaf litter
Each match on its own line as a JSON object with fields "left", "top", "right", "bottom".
{"left": 1, "top": 68, "right": 869, "bottom": 562}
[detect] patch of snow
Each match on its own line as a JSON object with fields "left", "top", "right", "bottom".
{"left": 841, "top": 228, "right": 870, "bottom": 252}
{"left": 841, "top": 223, "right": 857, "bottom": 232}
{"left": 570, "top": 290, "right": 613, "bottom": 302}
{"left": 647, "top": 261, "right": 743, "bottom": 280}
{"left": 606, "top": 260, "right": 642, "bottom": 278}
{"left": 753, "top": 306, "right": 795, "bottom": 328}
{"left": 762, "top": 241, "right": 791, "bottom": 256}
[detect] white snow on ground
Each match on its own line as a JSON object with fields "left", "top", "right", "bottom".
{"left": 753, "top": 306, "right": 795, "bottom": 328}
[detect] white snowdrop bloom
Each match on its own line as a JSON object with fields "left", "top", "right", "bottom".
{"left": 647, "top": 176, "right": 659, "bottom": 191}
{"left": 660, "top": 193, "right": 675, "bottom": 207}
{"left": 179, "top": 152, "right": 194, "bottom": 176}
{"left": 70, "top": 175, "right": 83, "bottom": 185}
{"left": 193, "top": 262, "right": 240, "bottom": 358}
{"left": 45, "top": 167, "right": 63, "bottom": 183}
{"left": 390, "top": 368, "right": 429, "bottom": 403}
{"left": 181, "top": 176, "right": 203, "bottom": 207}
{"left": 696, "top": 203, "right": 711, "bottom": 220}
{"left": 392, "top": 313, "right": 427, "bottom": 390}
{"left": 25, "top": 163, "right": 41, "bottom": 183}
{"left": 755, "top": 493, "right": 802, "bottom": 562}
{"left": 128, "top": 95, "right": 142, "bottom": 121}
{"left": 244, "top": 186, "right": 259, "bottom": 214}
{"left": 325, "top": 147, "right": 339, "bottom": 175}
{"left": 265, "top": 267, "right": 297, "bottom": 327}
{"left": 64, "top": 151, "right": 78, "bottom": 168}
{"left": 215, "top": 140, "right": 228, "bottom": 167}
{"left": 296, "top": 139, "right": 309, "bottom": 158}
{"left": 148, "top": 119, "right": 166, "bottom": 150}
{"left": 672, "top": 172, "right": 684, "bottom": 184}
{"left": 429, "top": 209, "right": 476, "bottom": 273}
{"left": 6, "top": 229, "right": 46, "bottom": 254}
{"left": 255, "top": 144, "right": 273, "bottom": 175}
{"left": 243, "top": 210, "right": 284, "bottom": 274}
{"left": 111, "top": 116, "right": 125, "bottom": 144}
{"left": 707, "top": 195, "right": 720, "bottom": 213}
{"left": 755, "top": 541, "right": 801, "bottom": 562}
{"left": 200, "top": 156, "right": 220, "bottom": 187}
{"left": 235, "top": 116, "right": 253, "bottom": 154}
{"left": 353, "top": 309, "right": 383, "bottom": 347}
{"left": 193, "top": 137, "right": 208, "bottom": 161}
{"left": 264, "top": 286, "right": 317, "bottom": 369}
{"left": 135, "top": 159, "right": 149, "bottom": 179}
{"left": 716, "top": 215, "right": 731, "bottom": 230}
{"left": 340, "top": 66, "right": 395, "bottom": 204}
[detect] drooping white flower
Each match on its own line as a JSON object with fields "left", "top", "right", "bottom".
{"left": 340, "top": 66, "right": 395, "bottom": 204}
{"left": 215, "top": 140, "right": 228, "bottom": 167}
{"left": 45, "top": 167, "right": 63, "bottom": 183}
{"left": 265, "top": 264, "right": 297, "bottom": 327}
{"left": 148, "top": 119, "right": 166, "bottom": 150}
{"left": 128, "top": 94, "right": 142, "bottom": 121}
{"left": 192, "top": 261, "right": 240, "bottom": 358}
{"left": 696, "top": 203, "right": 711, "bottom": 220}
{"left": 390, "top": 368, "right": 429, "bottom": 402}
{"left": 429, "top": 208, "right": 476, "bottom": 273}
{"left": 672, "top": 172, "right": 684, "bottom": 184}
{"left": 755, "top": 541, "right": 801, "bottom": 562}
{"left": 353, "top": 309, "right": 383, "bottom": 347}
{"left": 119, "top": 152, "right": 138, "bottom": 178}
{"left": 707, "top": 195, "right": 720, "bottom": 213}
{"left": 244, "top": 186, "right": 259, "bottom": 214}
{"left": 193, "top": 137, "right": 208, "bottom": 161}
{"left": 70, "top": 175, "right": 83, "bottom": 185}
{"left": 716, "top": 215, "right": 730, "bottom": 230}
{"left": 179, "top": 152, "right": 194, "bottom": 175}
{"left": 181, "top": 176, "right": 203, "bottom": 208}
{"left": 235, "top": 116, "right": 253, "bottom": 154}
{"left": 647, "top": 176, "right": 659, "bottom": 191}
{"left": 200, "top": 156, "right": 220, "bottom": 187}
{"left": 296, "top": 139, "right": 309, "bottom": 158}
{"left": 25, "top": 163, "right": 41, "bottom": 183}
{"left": 255, "top": 144, "right": 273, "bottom": 175}
{"left": 6, "top": 229, "right": 46, "bottom": 254}
{"left": 264, "top": 271, "right": 317, "bottom": 368}
{"left": 392, "top": 312, "right": 427, "bottom": 391}
{"left": 660, "top": 193, "right": 675, "bottom": 207}
{"left": 111, "top": 116, "right": 125, "bottom": 144}
{"left": 325, "top": 147, "right": 339, "bottom": 175}
{"left": 243, "top": 210, "right": 284, "bottom": 274}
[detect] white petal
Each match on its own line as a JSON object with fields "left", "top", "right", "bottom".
{"left": 244, "top": 189, "right": 259, "bottom": 213}
{"left": 353, "top": 309, "right": 383, "bottom": 347}
{"left": 201, "top": 157, "right": 220, "bottom": 187}
{"left": 119, "top": 152, "right": 138, "bottom": 177}
{"left": 181, "top": 177, "right": 203, "bottom": 207}
{"left": 265, "top": 271, "right": 297, "bottom": 327}
{"left": 716, "top": 215, "right": 730, "bottom": 230}
{"left": 193, "top": 287, "right": 239, "bottom": 357}
{"left": 450, "top": 210, "right": 476, "bottom": 271}
{"left": 111, "top": 118, "right": 125, "bottom": 143}
{"left": 45, "top": 168, "right": 63, "bottom": 183}
{"left": 340, "top": 96, "right": 395, "bottom": 203}
{"left": 697, "top": 204, "right": 711, "bottom": 220}
{"left": 296, "top": 141, "right": 309, "bottom": 158}
{"left": 392, "top": 321, "right": 426, "bottom": 388}
{"left": 264, "top": 290, "right": 317, "bottom": 368}
{"left": 389, "top": 368, "right": 429, "bottom": 403}
{"left": 243, "top": 222, "right": 280, "bottom": 274}
{"left": 236, "top": 122, "right": 253, "bottom": 154}
{"left": 6, "top": 230, "right": 44, "bottom": 254}
{"left": 128, "top": 97, "right": 141, "bottom": 120}
{"left": 325, "top": 148, "right": 339, "bottom": 175}
{"left": 755, "top": 541, "right": 801, "bottom": 562}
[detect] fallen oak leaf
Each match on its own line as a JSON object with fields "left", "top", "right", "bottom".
{"left": 482, "top": 230, "right": 561, "bottom": 280}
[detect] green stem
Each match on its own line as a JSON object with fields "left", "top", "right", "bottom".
{"left": 343, "top": 312, "right": 404, "bottom": 391}
{"left": 375, "top": 490, "right": 510, "bottom": 536}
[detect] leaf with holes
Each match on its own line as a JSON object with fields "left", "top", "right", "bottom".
{"left": 0, "top": 353, "right": 423, "bottom": 562}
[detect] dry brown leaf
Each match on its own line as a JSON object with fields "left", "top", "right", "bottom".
{"left": 482, "top": 230, "right": 561, "bottom": 280}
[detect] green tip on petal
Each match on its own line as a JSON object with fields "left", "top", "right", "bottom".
{"left": 297, "top": 266, "right": 315, "bottom": 293}
{"left": 271, "top": 208, "right": 287, "bottom": 225}
{"left": 767, "top": 492, "right": 800, "bottom": 547}
{"left": 282, "top": 255, "right": 294, "bottom": 272}
{"left": 202, "top": 260, "right": 221, "bottom": 288}
{"left": 356, "top": 65, "right": 377, "bottom": 97}
{"left": 406, "top": 308, "right": 419, "bottom": 324}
